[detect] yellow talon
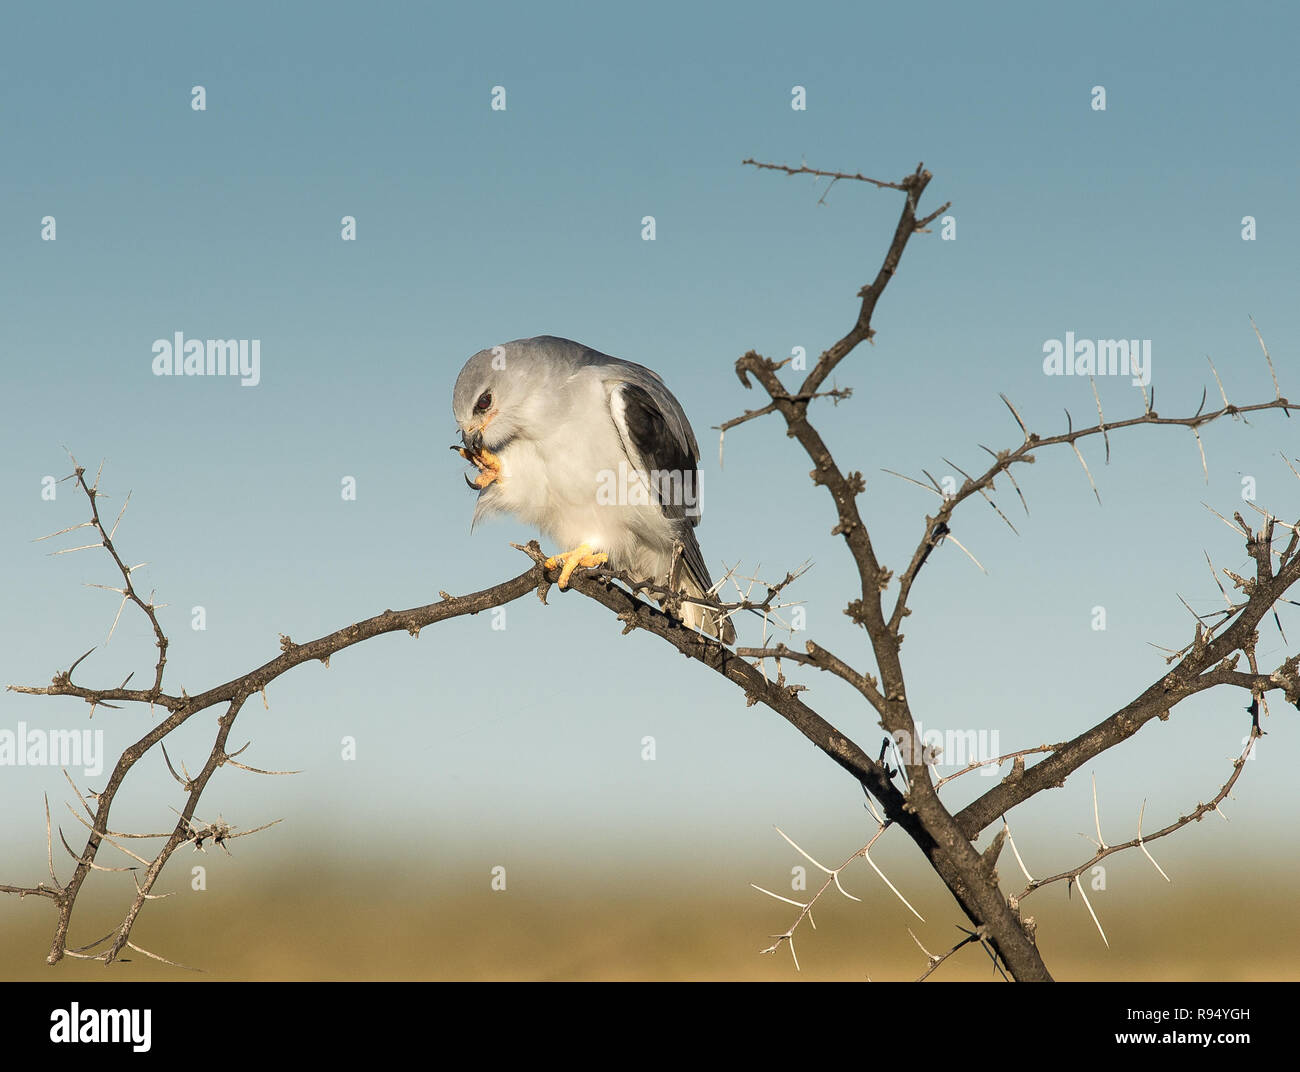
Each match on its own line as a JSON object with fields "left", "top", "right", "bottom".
{"left": 454, "top": 445, "right": 503, "bottom": 489}
{"left": 544, "top": 544, "right": 608, "bottom": 588}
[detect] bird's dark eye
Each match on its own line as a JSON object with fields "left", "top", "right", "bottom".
{"left": 475, "top": 391, "right": 493, "bottom": 412}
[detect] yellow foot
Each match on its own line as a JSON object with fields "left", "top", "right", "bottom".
{"left": 453, "top": 445, "right": 503, "bottom": 489}
{"left": 543, "top": 543, "right": 608, "bottom": 588}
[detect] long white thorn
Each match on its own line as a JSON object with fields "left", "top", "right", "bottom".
{"left": 832, "top": 872, "right": 862, "bottom": 903}
{"left": 862, "top": 849, "right": 924, "bottom": 921}
{"left": 33, "top": 521, "right": 95, "bottom": 543}
{"left": 50, "top": 542, "right": 104, "bottom": 556}
{"left": 1004, "top": 819, "right": 1034, "bottom": 883}
{"left": 750, "top": 884, "right": 807, "bottom": 910}
{"left": 1137, "top": 800, "right": 1171, "bottom": 883}
{"left": 942, "top": 531, "right": 988, "bottom": 574}
{"left": 1075, "top": 879, "right": 1110, "bottom": 948}
{"left": 774, "top": 826, "right": 833, "bottom": 875}
{"left": 1092, "top": 772, "right": 1107, "bottom": 849}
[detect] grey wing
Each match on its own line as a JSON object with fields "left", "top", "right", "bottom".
{"left": 606, "top": 377, "right": 714, "bottom": 591}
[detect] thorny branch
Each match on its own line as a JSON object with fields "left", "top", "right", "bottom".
{"left": 750, "top": 822, "right": 922, "bottom": 973}
{"left": 722, "top": 159, "right": 1297, "bottom": 980}
{"left": 974, "top": 723, "right": 1266, "bottom": 955}
{"left": 6, "top": 466, "right": 910, "bottom": 967}
{"left": 4, "top": 454, "right": 557, "bottom": 966}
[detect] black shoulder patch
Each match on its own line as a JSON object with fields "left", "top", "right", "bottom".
{"left": 613, "top": 382, "right": 714, "bottom": 593}
{"left": 618, "top": 383, "right": 696, "bottom": 479}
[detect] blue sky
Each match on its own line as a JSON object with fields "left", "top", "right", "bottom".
{"left": 2, "top": 2, "right": 1298, "bottom": 911}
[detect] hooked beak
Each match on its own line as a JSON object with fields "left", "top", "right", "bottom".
{"left": 461, "top": 427, "right": 484, "bottom": 455}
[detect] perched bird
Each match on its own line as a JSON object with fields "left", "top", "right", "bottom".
{"left": 452, "top": 335, "right": 735, "bottom": 643}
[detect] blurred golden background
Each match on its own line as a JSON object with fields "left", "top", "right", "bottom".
{"left": 3, "top": 850, "right": 1295, "bottom": 981}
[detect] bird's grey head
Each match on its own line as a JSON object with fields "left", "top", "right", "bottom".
{"left": 452, "top": 337, "right": 575, "bottom": 456}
